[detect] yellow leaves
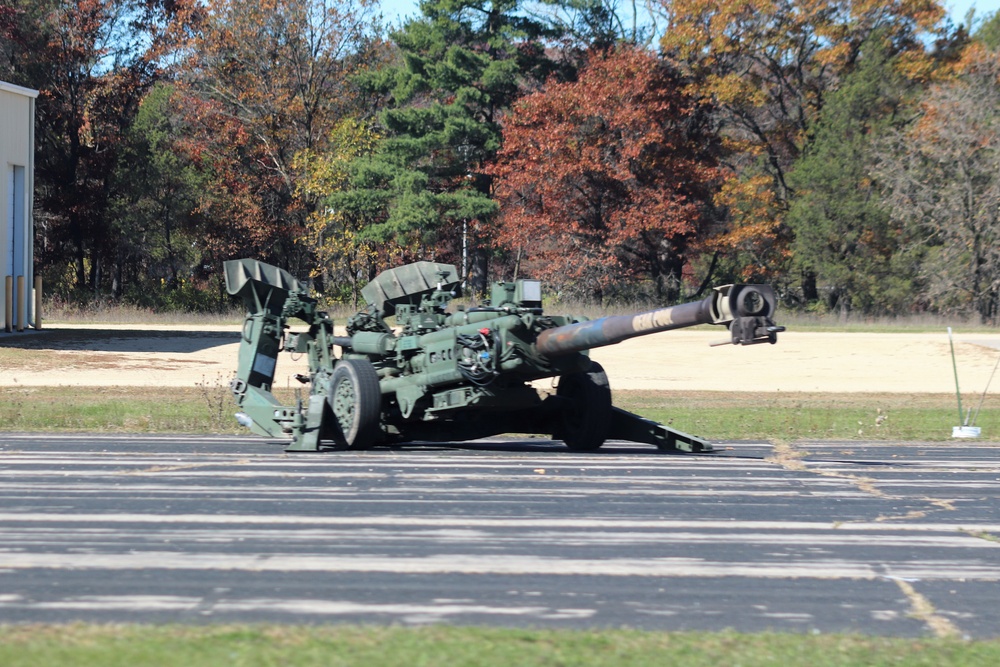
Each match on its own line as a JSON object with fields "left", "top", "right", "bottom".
{"left": 720, "top": 137, "right": 765, "bottom": 157}
{"left": 850, "top": 0, "right": 944, "bottom": 32}
{"left": 715, "top": 173, "right": 778, "bottom": 223}
{"left": 706, "top": 73, "right": 767, "bottom": 107}
{"left": 293, "top": 118, "right": 381, "bottom": 203}
{"left": 662, "top": 0, "right": 814, "bottom": 65}
{"left": 815, "top": 42, "right": 851, "bottom": 69}
{"left": 301, "top": 208, "right": 357, "bottom": 278}
{"left": 895, "top": 52, "right": 934, "bottom": 84}
{"left": 658, "top": 0, "right": 948, "bottom": 287}
{"left": 293, "top": 116, "right": 381, "bottom": 284}
{"left": 664, "top": 0, "right": 946, "bottom": 125}
{"left": 707, "top": 173, "right": 789, "bottom": 279}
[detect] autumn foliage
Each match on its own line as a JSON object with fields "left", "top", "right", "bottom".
{"left": 4, "top": 0, "right": 995, "bottom": 319}
{"left": 490, "top": 46, "right": 722, "bottom": 300}
{"left": 172, "top": 0, "right": 384, "bottom": 278}
{"left": 0, "top": 0, "right": 197, "bottom": 293}
{"left": 875, "top": 43, "right": 1000, "bottom": 322}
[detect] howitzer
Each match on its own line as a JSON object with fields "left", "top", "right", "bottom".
{"left": 224, "top": 258, "right": 784, "bottom": 453}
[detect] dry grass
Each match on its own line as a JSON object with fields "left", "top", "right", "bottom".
{"left": 41, "top": 300, "right": 246, "bottom": 326}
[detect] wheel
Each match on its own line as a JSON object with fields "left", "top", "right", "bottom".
{"left": 327, "top": 359, "right": 382, "bottom": 449}
{"left": 554, "top": 360, "right": 612, "bottom": 451}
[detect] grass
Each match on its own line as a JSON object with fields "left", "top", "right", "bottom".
{"left": 1, "top": 625, "right": 999, "bottom": 667}
{"left": 615, "top": 390, "right": 1000, "bottom": 442}
{"left": 766, "top": 311, "right": 998, "bottom": 334}
{"left": 0, "top": 385, "right": 994, "bottom": 441}
{"left": 0, "top": 384, "right": 295, "bottom": 435}
{"left": 41, "top": 300, "right": 247, "bottom": 326}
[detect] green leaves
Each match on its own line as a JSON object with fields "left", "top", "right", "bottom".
{"left": 874, "top": 45, "right": 1000, "bottom": 323}
{"left": 339, "top": 0, "right": 546, "bottom": 275}
{"left": 786, "top": 33, "right": 917, "bottom": 315}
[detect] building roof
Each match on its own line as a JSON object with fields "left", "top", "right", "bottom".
{"left": 0, "top": 80, "right": 39, "bottom": 98}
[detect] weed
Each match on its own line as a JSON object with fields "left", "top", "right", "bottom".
{"left": 196, "top": 373, "right": 232, "bottom": 431}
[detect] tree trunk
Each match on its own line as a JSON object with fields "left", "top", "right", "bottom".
{"left": 470, "top": 245, "right": 489, "bottom": 297}
{"left": 90, "top": 255, "right": 101, "bottom": 299}
{"left": 802, "top": 270, "right": 819, "bottom": 302}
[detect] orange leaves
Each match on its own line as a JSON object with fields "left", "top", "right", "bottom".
{"left": 184, "top": 0, "right": 379, "bottom": 156}
{"left": 170, "top": 0, "right": 384, "bottom": 264}
{"left": 490, "top": 46, "right": 722, "bottom": 297}
{"left": 659, "top": 0, "right": 946, "bottom": 167}
{"left": 874, "top": 42, "right": 1000, "bottom": 321}
{"left": 910, "top": 45, "right": 1000, "bottom": 152}
{"left": 654, "top": 0, "right": 949, "bottom": 289}
{"left": 953, "top": 42, "right": 1000, "bottom": 79}
{"left": 708, "top": 173, "right": 789, "bottom": 277}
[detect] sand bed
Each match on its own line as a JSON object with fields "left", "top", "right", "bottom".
{"left": 2, "top": 324, "right": 999, "bottom": 395}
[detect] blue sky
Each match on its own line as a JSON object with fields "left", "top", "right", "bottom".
{"left": 947, "top": 0, "right": 997, "bottom": 24}
{"left": 378, "top": 0, "right": 995, "bottom": 29}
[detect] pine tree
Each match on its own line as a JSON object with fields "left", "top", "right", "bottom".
{"left": 328, "top": 0, "right": 554, "bottom": 289}
{"left": 786, "top": 33, "right": 920, "bottom": 316}
{"left": 975, "top": 10, "right": 1000, "bottom": 50}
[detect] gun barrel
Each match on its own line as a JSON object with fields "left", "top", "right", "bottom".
{"left": 535, "top": 284, "right": 780, "bottom": 357}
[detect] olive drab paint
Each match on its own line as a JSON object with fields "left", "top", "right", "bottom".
{"left": 224, "top": 259, "right": 784, "bottom": 453}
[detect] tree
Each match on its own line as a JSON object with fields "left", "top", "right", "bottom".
{"left": 658, "top": 0, "right": 946, "bottom": 197}
{"left": 294, "top": 117, "right": 392, "bottom": 304}
{"left": 875, "top": 45, "right": 1000, "bottom": 323}
{"left": 0, "top": 0, "right": 195, "bottom": 297}
{"left": 786, "top": 34, "right": 920, "bottom": 316}
{"left": 109, "top": 83, "right": 210, "bottom": 305}
{"left": 175, "top": 0, "right": 383, "bottom": 277}
{"left": 331, "top": 0, "right": 554, "bottom": 290}
{"left": 524, "top": 0, "right": 653, "bottom": 49}
{"left": 489, "top": 46, "right": 722, "bottom": 301}
{"left": 657, "top": 0, "right": 948, "bottom": 294}
{"left": 974, "top": 10, "right": 1000, "bottom": 50}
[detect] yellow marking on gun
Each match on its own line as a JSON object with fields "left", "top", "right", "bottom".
{"left": 632, "top": 309, "right": 673, "bottom": 332}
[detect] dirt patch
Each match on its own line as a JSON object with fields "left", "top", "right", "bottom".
{"left": 1, "top": 324, "right": 999, "bottom": 395}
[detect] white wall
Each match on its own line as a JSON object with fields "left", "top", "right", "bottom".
{"left": 0, "top": 81, "right": 37, "bottom": 328}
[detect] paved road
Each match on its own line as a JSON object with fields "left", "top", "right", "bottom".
{"left": 0, "top": 434, "right": 998, "bottom": 637}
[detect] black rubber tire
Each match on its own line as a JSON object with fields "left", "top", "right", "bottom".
{"left": 327, "top": 359, "right": 382, "bottom": 449}
{"left": 555, "top": 360, "right": 612, "bottom": 451}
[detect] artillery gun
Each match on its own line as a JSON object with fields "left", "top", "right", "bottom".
{"left": 224, "top": 258, "right": 783, "bottom": 453}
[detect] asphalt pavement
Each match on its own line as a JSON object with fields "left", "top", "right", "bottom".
{"left": 0, "top": 434, "right": 998, "bottom": 637}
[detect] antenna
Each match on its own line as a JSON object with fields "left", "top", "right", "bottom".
{"left": 949, "top": 327, "right": 982, "bottom": 438}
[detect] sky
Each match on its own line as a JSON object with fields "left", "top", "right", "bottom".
{"left": 947, "top": 0, "right": 998, "bottom": 24}
{"left": 377, "top": 0, "right": 995, "bottom": 29}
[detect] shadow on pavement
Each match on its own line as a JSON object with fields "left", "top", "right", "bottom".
{"left": 0, "top": 326, "right": 240, "bottom": 354}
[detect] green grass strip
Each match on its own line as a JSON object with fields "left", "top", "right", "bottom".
{"left": 616, "top": 390, "right": 1000, "bottom": 442}
{"left": 0, "top": 385, "right": 248, "bottom": 434}
{"left": 1, "top": 386, "right": 994, "bottom": 442}
{"left": 1, "top": 625, "right": 999, "bottom": 667}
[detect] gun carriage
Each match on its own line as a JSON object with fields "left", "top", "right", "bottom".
{"left": 224, "top": 259, "right": 783, "bottom": 453}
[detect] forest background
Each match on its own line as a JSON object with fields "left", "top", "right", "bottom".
{"left": 1, "top": 0, "right": 999, "bottom": 323}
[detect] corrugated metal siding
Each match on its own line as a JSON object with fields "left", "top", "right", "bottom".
{"left": 0, "top": 94, "right": 31, "bottom": 157}
{"left": 0, "top": 83, "right": 37, "bottom": 328}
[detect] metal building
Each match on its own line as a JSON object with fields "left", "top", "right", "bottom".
{"left": 0, "top": 80, "right": 37, "bottom": 330}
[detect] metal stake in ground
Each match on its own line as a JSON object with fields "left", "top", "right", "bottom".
{"left": 948, "top": 327, "right": 965, "bottom": 426}
{"left": 970, "top": 352, "right": 1000, "bottom": 428}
